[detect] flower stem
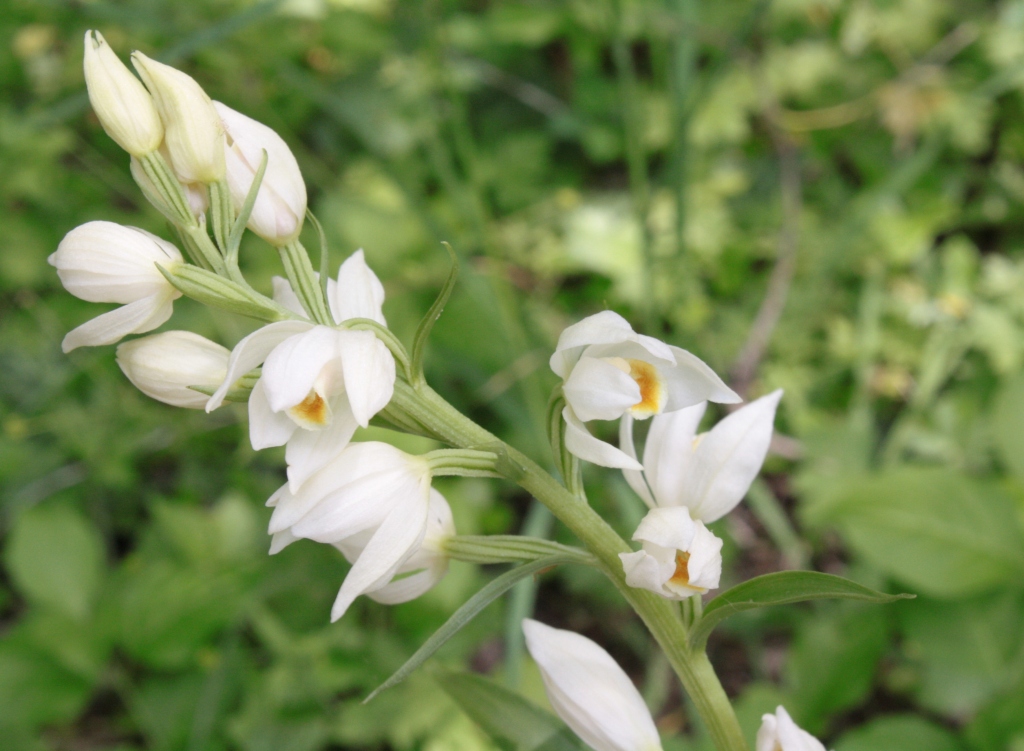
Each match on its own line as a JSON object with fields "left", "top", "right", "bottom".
{"left": 391, "top": 381, "right": 749, "bottom": 751}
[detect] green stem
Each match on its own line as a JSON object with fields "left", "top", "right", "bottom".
{"left": 390, "top": 381, "right": 748, "bottom": 751}
{"left": 279, "top": 239, "right": 334, "bottom": 326}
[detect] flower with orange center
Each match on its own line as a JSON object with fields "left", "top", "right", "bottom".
{"left": 550, "top": 311, "right": 739, "bottom": 469}
{"left": 619, "top": 506, "right": 723, "bottom": 599}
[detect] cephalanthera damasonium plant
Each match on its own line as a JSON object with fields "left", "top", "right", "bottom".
{"left": 52, "top": 32, "right": 915, "bottom": 751}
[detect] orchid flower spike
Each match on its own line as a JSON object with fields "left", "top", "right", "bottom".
{"left": 265, "top": 442, "right": 434, "bottom": 622}
{"left": 522, "top": 619, "right": 663, "bottom": 751}
{"left": 621, "top": 390, "right": 782, "bottom": 523}
{"left": 214, "top": 101, "right": 307, "bottom": 246}
{"left": 117, "top": 331, "right": 229, "bottom": 409}
{"left": 206, "top": 251, "right": 394, "bottom": 490}
{"left": 619, "top": 507, "right": 722, "bottom": 599}
{"left": 550, "top": 311, "right": 739, "bottom": 470}
{"left": 756, "top": 706, "right": 827, "bottom": 751}
{"left": 48, "top": 221, "right": 183, "bottom": 352}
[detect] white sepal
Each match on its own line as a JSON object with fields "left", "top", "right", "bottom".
{"left": 116, "top": 331, "right": 229, "bottom": 408}
{"left": 619, "top": 507, "right": 722, "bottom": 599}
{"left": 522, "top": 619, "right": 663, "bottom": 751}
{"left": 83, "top": 31, "right": 163, "bottom": 157}
{"left": 756, "top": 706, "right": 827, "bottom": 751}
{"left": 271, "top": 250, "right": 388, "bottom": 326}
{"left": 214, "top": 101, "right": 306, "bottom": 245}
{"left": 563, "top": 406, "right": 642, "bottom": 471}
{"left": 131, "top": 52, "right": 225, "bottom": 183}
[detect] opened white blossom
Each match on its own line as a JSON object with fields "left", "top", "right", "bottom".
{"left": 116, "top": 331, "right": 229, "bottom": 409}
{"left": 619, "top": 506, "right": 722, "bottom": 599}
{"left": 131, "top": 52, "right": 225, "bottom": 183}
{"left": 620, "top": 390, "right": 782, "bottom": 523}
{"left": 756, "top": 706, "right": 827, "bottom": 751}
{"left": 214, "top": 101, "right": 306, "bottom": 245}
{"left": 83, "top": 31, "right": 163, "bottom": 157}
{"left": 265, "top": 442, "right": 433, "bottom": 622}
{"left": 550, "top": 311, "right": 740, "bottom": 469}
{"left": 522, "top": 619, "right": 663, "bottom": 751}
{"left": 48, "top": 221, "right": 183, "bottom": 352}
{"left": 206, "top": 251, "right": 394, "bottom": 490}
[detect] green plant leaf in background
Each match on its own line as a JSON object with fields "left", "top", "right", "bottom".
{"left": 689, "top": 571, "right": 911, "bottom": 649}
{"left": 992, "top": 372, "right": 1024, "bottom": 483}
{"left": 4, "top": 503, "right": 105, "bottom": 620}
{"left": 834, "top": 715, "right": 962, "bottom": 751}
{"left": 436, "top": 669, "right": 586, "bottom": 751}
{"left": 810, "top": 468, "right": 1024, "bottom": 599}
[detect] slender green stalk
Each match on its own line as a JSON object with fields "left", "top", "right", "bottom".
{"left": 278, "top": 239, "right": 333, "bottom": 325}
{"left": 390, "top": 380, "right": 749, "bottom": 751}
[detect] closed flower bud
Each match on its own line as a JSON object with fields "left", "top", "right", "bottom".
{"left": 130, "top": 152, "right": 208, "bottom": 221}
{"left": 214, "top": 102, "right": 307, "bottom": 245}
{"left": 619, "top": 507, "right": 723, "bottom": 599}
{"left": 83, "top": 31, "right": 163, "bottom": 157}
{"left": 756, "top": 707, "right": 827, "bottom": 751}
{"left": 116, "top": 331, "right": 229, "bottom": 409}
{"left": 48, "top": 221, "right": 183, "bottom": 352}
{"left": 131, "top": 52, "right": 225, "bottom": 183}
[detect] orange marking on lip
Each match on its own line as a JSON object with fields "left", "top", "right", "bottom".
{"left": 627, "top": 359, "right": 665, "bottom": 418}
{"left": 289, "top": 390, "right": 329, "bottom": 427}
{"left": 669, "top": 551, "right": 691, "bottom": 586}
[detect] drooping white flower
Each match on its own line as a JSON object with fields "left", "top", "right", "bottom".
{"left": 550, "top": 311, "right": 739, "bottom": 469}
{"left": 619, "top": 507, "right": 722, "bottom": 599}
{"left": 265, "top": 442, "right": 433, "bottom": 622}
{"left": 48, "top": 221, "right": 183, "bottom": 352}
{"left": 116, "top": 331, "right": 228, "bottom": 408}
{"left": 756, "top": 706, "right": 827, "bottom": 751}
{"left": 131, "top": 52, "right": 225, "bottom": 183}
{"left": 206, "top": 251, "right": 394, "bottom": 490}
{"left": 522, "top": 619, "right": 663, "bottom": 751}
{"left": 620, "top": 390, "right": 782, "bottom": 523}
{"left": 82, "top": 31, "right": 163, "bottom": 157}
{"left": 214, "top": 101, "right": 307, "bottom": 246}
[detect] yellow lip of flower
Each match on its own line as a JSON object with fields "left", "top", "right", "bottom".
{"left": 288, "top": 389, "right": 332, "bottom": 429}
{"left": 605, "top": 357, "right": 667, "bottom": 418}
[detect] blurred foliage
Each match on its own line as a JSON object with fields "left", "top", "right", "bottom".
{"left": 4, "top": 0, "right": 1024, "bottom": 749}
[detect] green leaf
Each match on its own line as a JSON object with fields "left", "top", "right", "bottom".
{"left": 436, "top": 670, "right": 586, "bottom": 751}
{"left": 690, "top": 571, "right": 911, "bottom": 649}
{"left": 992, "top": 373, "right": 1024, "bottom": 482}
{"left": 815, "top": 468, "right": 1024, "bottom": 598}
{"left": 365, "top": 555, "right": 574, "bottom": 703}
{"left": 227, "top": 148, "right": 269, "bottom": 255}
{"left": 5, "top": 504, "right": 105, "bottom": 620}
{"left": 159, "top": 263, "right": 295, "bottom": 322}
{"left": 834, "top": 715, "right": 962, "bottom": 751}
{"left": 410, "top": 242, "right": 459, "bottom": 385}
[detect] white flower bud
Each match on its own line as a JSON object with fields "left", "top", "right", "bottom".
{"left": 130, "top": 152, "right": 209, "bottom": 221}
{"left": 48, "top": 221, "right": 183, "bottom": 352}
{"left": 756, "top": 707, "right": 827, "bottom": 751}
{"left": 619, "top": 506, "right": 723, "bottom": 599}
{"left": 82, "top": 31, "right": 163, "bottom": 157}
{"left": 131, "top": 52, "right": 225, "bottom": 183}
{"left": 116, "top": 331, "right": 229, "bottom": 408}
{"left": 214, "top": 102, "right": 307, "bottom": 245}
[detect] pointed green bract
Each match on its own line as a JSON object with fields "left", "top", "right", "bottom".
{"left": 227, "top": 149, "right": 269, "bottom": 257}
{"left": 410, "top": 243, "right": 459, "bottom": 386}
{"left": 158, "top": 263, "right": 295, "bottom": 322}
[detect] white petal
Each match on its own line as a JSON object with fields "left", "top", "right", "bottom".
{"left": 248, "top": 379, "right": 297, "bottom": 449}
{"left": 366, "top": 565, "right": 446, "bottom": 604}
{"left": 269, "top": 528, "right": 299, "bottom": 555}
{"left": 563, "top": 406, "right": 642, "bottom": 470}
{"left": 332, "top": 249, "right": 387, "bottom": 325}
{"left": 284, "top": 396, "right": 359, "bottom": 491}
{"left": 330, "top": 488, "right": 430, "bottom": 621}
{"left": 271, "top": 276, "right": 308, "bottom": 318}
{"left": 619, "top": 416, "right": 655, "bottom": 508}
{"left": 758, "top": 707, "right": 826, "bottom": 751}
{"left": 337, "top": 330, "right": 395, "bottom": 426}
{"left": 563, "top": 357, "right": 641, "bottom": 422}
{"left": 62, "top": 291, "right": 174, "bottom": 352}
{"left": 206, "top": 320, "right": 312, "bottom": 411}
{"left": 620, "top": 549, "right": 676, "bottom": 598}
{"left": 632, "top": 506, "right": 697, "bottom": 551}
{"left": 662, "top": 346, "right": 740, "bottom": 409}
{"left": 261, "top": 326, "right": 342, "bottom": 413}
{"left": 549, "top": 310, "right": 636, "bottom": 379}
{"left": 686, "top": 390, "right": 782, "bottom": 523}
{"left": 643, "top": 404, "right": 705, "bottom": 508}
{"left": 683, "top": 523, "right": 723, "bottom": 592}
{"left": 522, "top": 619, "right": 663, "bottom": 751}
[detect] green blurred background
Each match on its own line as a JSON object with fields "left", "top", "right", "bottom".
{"left": 4, "top": 0, "right": 1024, "bottom": 749}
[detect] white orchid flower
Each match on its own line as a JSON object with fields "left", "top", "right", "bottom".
{"left": 214, "top": 101, "right": 307, "bottom": 246}
{"left": 116, "top": 331, "right": 228, "bottom": 409}
{"left": 619, "top": 506, "right": 722, "bottom": 599}
{"left": 265, "top": 442, "right": 433, "bottom": 622}
{"left": 620, "top": 390, "right": 782, "bottom": 522}
{"left": 522, "top": 619, "right": 663, "bottom": 751}
{"left": 206, "top": 251, "right": 394, "bottom": 490}
{"left": 48, "top": 221, "right": 183, "bottom": 353}
{"left": 756, "top": 706, "right": 827, "bottom": 751}
{"left": 550, "top": 311, "right": 740, "bottom": 469}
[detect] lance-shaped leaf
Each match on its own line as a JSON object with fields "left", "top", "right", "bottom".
{"left": 364, "top": 555, "right": 577, "bottom": 703}
{"left": 689, "top": 571, "right": 914, "bottom": 649}
{"left": 159, "top": 264, "right": 295, "bottom": 322}
{"left": 410, "top": 242, "right": 459, "bottom": 385}
{"left": 436, "top": 670, "right": 588, "bottom": 751}
{"left": 226, "top": 148, "right": 269, "bottom": 255}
